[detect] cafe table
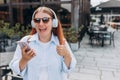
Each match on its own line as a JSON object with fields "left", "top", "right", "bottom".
{"left": 91, "top": 30, "right": 111, "bottom": 47}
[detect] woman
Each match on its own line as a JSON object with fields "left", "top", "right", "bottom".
{"left": 9, "top": 6, "right": 76, "bottom": 80}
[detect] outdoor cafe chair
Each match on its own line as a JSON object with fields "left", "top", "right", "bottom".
{"left": 88, "top": 26, "right": 115, "bottom": 47}
{"left": 103, "top": 30, "right": 115, "bottom": 47}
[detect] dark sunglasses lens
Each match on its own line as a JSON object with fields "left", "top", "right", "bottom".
{"left": 34, "top": 17, "right": 50, "bottom": 23}
{"left": 42, "top": 17, "right": 49, "bottom": 23}
{"left": 34, "top": 18, "right": 40, "bottom": 23}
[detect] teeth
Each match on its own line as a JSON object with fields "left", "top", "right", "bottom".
{"left": 40, "top": 29, "right": 46, "bottom": 32}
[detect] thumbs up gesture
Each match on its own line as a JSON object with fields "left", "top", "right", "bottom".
{"left": 56, "top": 39, "right": 69, "bottom": 57}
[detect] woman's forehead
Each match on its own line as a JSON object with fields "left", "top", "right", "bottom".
{"left": 35, "top": 12, "right": 51, "bottom": 18}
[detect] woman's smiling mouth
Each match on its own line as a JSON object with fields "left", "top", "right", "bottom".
{"left": 39, "top": 28, "right": 47, "bottom": 32}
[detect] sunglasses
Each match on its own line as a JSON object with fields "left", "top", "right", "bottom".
{"left": 33, "top": 17, "right": 51, "bottom": 23}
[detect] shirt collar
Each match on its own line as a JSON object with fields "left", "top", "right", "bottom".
{"left": 28, "top": 33, "right": 59, "bottom": 45}
{"left": 28, "top": 33, "right": 38, "bottom": 42}
{"left": 51, "top": 33, "right": 58, "bottom": 45}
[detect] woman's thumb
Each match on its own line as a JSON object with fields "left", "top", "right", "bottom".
{"left": 60, "top": 39, "right": 66, "bottom": 45}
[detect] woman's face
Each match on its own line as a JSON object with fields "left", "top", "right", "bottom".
{"left": 34, "top": 11, "right": 52, "bottom": 38}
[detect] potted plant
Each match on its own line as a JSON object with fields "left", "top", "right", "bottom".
{"left": 63, "top": 27, "right": 78, "bottom": 51}
{"left": 0, "top": 20, "right": 31, "bottom": 39}
{"left": 0, "top": 20, "right": 31, "bottom": 52}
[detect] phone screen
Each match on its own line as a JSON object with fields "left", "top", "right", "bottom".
{"left": 17, "top": 41, "right": 31, "bottom": 51}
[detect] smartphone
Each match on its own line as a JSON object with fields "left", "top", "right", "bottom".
{"left": 17, "top": 41, "right": 31, "bottom": 51}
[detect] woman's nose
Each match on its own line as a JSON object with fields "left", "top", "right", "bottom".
{"left": 39, "top": 20, "right": 44, "bottom": 25}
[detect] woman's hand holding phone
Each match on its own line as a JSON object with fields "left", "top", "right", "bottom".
{"left": 18, "top": 42, "right": 36, "bottom": 71}
{"left": 17, "top": 41, "right": 31, "bottom": 52}
{"left": 17, "top": 41, "right": 36, "bottom": 61}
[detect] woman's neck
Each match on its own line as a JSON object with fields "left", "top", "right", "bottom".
{"left": 39, "top": 34, "right": 51, "bottom": 43}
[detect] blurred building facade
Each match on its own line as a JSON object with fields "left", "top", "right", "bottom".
{"left": 91, "top": 0, "right": 120, "bottom": 22}
{"left": 0, "top": 0, "right": 90, "bottom": 30}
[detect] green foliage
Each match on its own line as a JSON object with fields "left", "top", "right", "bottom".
{"left": 63, "top": 27, "right": 78, "bottom": 43}
{"left": 78, "top": 25, "right": 84, "bottom": 32}
{"left": 91, "top": 19, "right": 96, "bottom": 22}
{"left": 0, "top": 20, "right": 14, "bottom": 38}
{"left": 0, "top": 20, "right": 31, "bottom": 39}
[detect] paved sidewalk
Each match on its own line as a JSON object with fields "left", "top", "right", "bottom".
{"left": 69, "top": 31, "right": 120, "bottom": 80}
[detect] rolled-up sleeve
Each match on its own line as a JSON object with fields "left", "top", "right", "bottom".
{"left": 62, "top": 41, "right": 77, "bottom": 73}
